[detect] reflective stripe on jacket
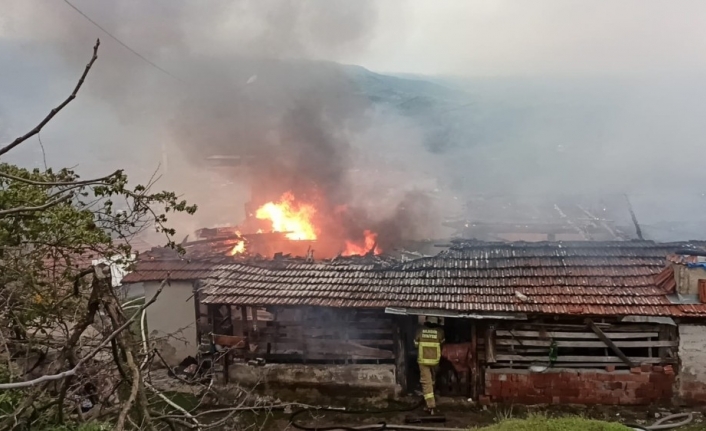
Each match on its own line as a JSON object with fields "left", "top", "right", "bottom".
{"left": 415, "top": 326, "right": 444, "bottom": 366}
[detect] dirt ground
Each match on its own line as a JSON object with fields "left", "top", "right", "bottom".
{"left": 253, "top": 401, "right": 706, "bottom": 431}
{"left": 149, "top": 373, "right": 706, "bottom": 430}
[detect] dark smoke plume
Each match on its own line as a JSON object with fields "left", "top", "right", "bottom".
{"left": 2, "top": 0, "right": 441, "bottom": 253}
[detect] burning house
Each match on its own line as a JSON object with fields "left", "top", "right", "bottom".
{"left": 121, "top": 186, "right": 389, "bottom": 365}
{"left": 123, "top": 238, "right": 706, "bottom": 406}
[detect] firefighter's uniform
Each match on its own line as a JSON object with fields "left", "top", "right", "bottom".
{"left": 414, "top": 318, "right": 445, "bottom": 410}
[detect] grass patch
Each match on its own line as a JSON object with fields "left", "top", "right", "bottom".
{"left": 474, "top": 414, "right": 632, "bottom": 431}
{"left": 150, "top": 391, "right": 201, "bottom": 412}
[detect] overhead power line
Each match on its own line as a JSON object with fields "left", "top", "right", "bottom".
{"left": 62, "top": 0, "right": 183, "bottom": 82}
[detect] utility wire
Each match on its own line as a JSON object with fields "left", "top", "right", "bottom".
{"left": 61, "top": 0, "right": 183, "bottom": 82}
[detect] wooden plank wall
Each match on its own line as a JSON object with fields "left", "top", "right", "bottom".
{"left": 487, "top": 320, "right": 678, "bottom": 369}
{"left": 252, "top": 306, "right": 396, "bottom": 363}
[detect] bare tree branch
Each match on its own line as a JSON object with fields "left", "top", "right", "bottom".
{"left": 0, "top": 276, "right": 168, "bottom": 390}
{"left": 0, "top": 193, "right": 72, "bottom": 217}
{"left": 0, "top": 169, "right": 122, "bottom": 187}
{"left": 37, "top": 133, "right": 48, "bottom": 170}
{"left": 0, "top": 39, "right": 100, "bottom": 158}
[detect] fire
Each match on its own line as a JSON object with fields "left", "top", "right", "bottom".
{"left": 342, "top": 230, "right": 381, "bottom": 256}
{"left": 250, "top": 192, "right": 382, "bottom": 257}
{"left": 228, "top": 230, "right": 246, "bottom": 255}
{"left": 228, "top": 240, "right": 245, "bottom": 255}
{"left": 255, "top": 192, "right": 318, "bottom": 240}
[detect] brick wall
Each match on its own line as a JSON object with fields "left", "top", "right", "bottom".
{"left": 483, "top": 367, "right": 674, "bottom": 405}
{"left": 678, "top": 324, "right": 706, "bottom": 404}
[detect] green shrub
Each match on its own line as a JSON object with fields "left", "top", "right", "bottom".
{"left": 474, "top": 414, "right": 632, "bottom": 431}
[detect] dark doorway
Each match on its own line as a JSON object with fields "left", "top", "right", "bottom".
{"left": 438, "top": 318, "right": 473, "bottom": 397}
{"left": 406, "top": 316, "right": 475, "bottom": 398}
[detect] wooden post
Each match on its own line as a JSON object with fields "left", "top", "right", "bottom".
{"left": 302, "top": 307, "right": 308, "bottom": 364}
{"left": 251, "top": 306, "right": 259, "bottom": 332}
{"left": 238, "top": 305, "right": 250, "bottom": 360}
{"left": 658, "top": 325, "right": 669, "bottom": 362}
{"left": 471, "top": 321, "right": 479, "bottom": 399}
{"left": 393, "top": 316, "right": 408, "bottom": 392}
{"left": 485, "top": 325, "right": 496, "bottom": 363}
{"left": 226, "top": 305, "right": 234, "bottom": 382}
{"left": 207, "top": 304, "right": 216, "bottom": 334}
{"left": 240, "top": 306, "right": 249, "bottom": 336}
{"left": 225, "top": 305, "right": 233, "bottom": 336}
{"left": 339, "top": 310, "right": 350, "bottom": 365}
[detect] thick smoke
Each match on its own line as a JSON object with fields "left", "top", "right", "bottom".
{"left": 1, "top": 0, "right": 441, "bottom": 253}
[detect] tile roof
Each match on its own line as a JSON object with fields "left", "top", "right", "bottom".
{"left": 121, "top": 259, "right": 217, "bottom": 283}
{"left": 199, "top": 240, "right": 706, "bottom": 317}
{"left": 120, "top": 238, "right": 395, "bottom": 284}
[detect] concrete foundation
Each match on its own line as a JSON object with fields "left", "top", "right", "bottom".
{"left": 226, "top": 363, "right": 400, "bottom": 404}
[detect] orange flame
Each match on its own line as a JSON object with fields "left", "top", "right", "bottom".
{"left": 227, "top": 230, "right": 246, "bottom": 255}
{"left": 255, "top": 192, "right": 318, "bottom": 240}
{"left": 342, "top": 230, "right": 381, "bottom": 256}
{"left": 228, "top": 240, "right": 246, "bottom": 255}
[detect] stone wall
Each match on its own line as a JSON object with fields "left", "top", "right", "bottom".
{"left": 678, "top": 324, "right": 706, "bottom": 404}
{"left": 483, "top": 367, "right": 675, "bottom": 405}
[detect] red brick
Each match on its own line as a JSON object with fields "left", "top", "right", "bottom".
{"left": 640, "top": 363, "right": 652, "bottom": 373}
{"left": 630, "top": 367, "right": 642, "bottom": 374}
{"left": 535, "top": 378, "right": 550, "bottom": 389}
{"left": 594, "top": 390, "right": 611, "bottom": 400}
{"left": 620, "top": 396, "right": 639, "bottom": 405}
{"left": 596, "top": 373, "right": 611, "bottom": 381}
{"left": 581, "top": 371, "right": 598, "bottom": 381}
{"left": 625, "top": 373, "right": 649, "bottom": 383}
{"left": 625, "top": 382, "right": 643, "bottom": 390}
{"left": 635, "top": 387, "right": 651, "bottom": 398}
{"left": 560, "top": 387, "right": 580, "bottom": 397}
{"left": 479, "top": 395, "right": 491, "bottom": 406}
{"left": 605, "top": 365, "right": 616, "bottom": 372}
{"left": 653, "top": 365, "right": 664, "bottom": 373}
{"left": 560, "top": 371, "right": 577, "bottom": 381}
{"left": 664, "top": 365, "right": 674, "bottom": 373}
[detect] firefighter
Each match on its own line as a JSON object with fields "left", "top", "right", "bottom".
{"left": 414, "top": 316, "right": 445, "bottom": 414}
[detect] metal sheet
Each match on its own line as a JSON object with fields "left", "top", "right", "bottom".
{"left": 620, "top": 315, "right": 676, "bottom": 326}
{"left": 384, "top": 307, "right": 527, "bottom": 320}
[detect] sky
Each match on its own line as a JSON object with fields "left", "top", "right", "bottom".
{"left": 365, "top": 1, "right": 706, "bottom": 77}
{"left": 4, "top": 1, "right": 706, "bottom": 77}
{"left": 1, "top": 1, "right": 706, "bottom": 240}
